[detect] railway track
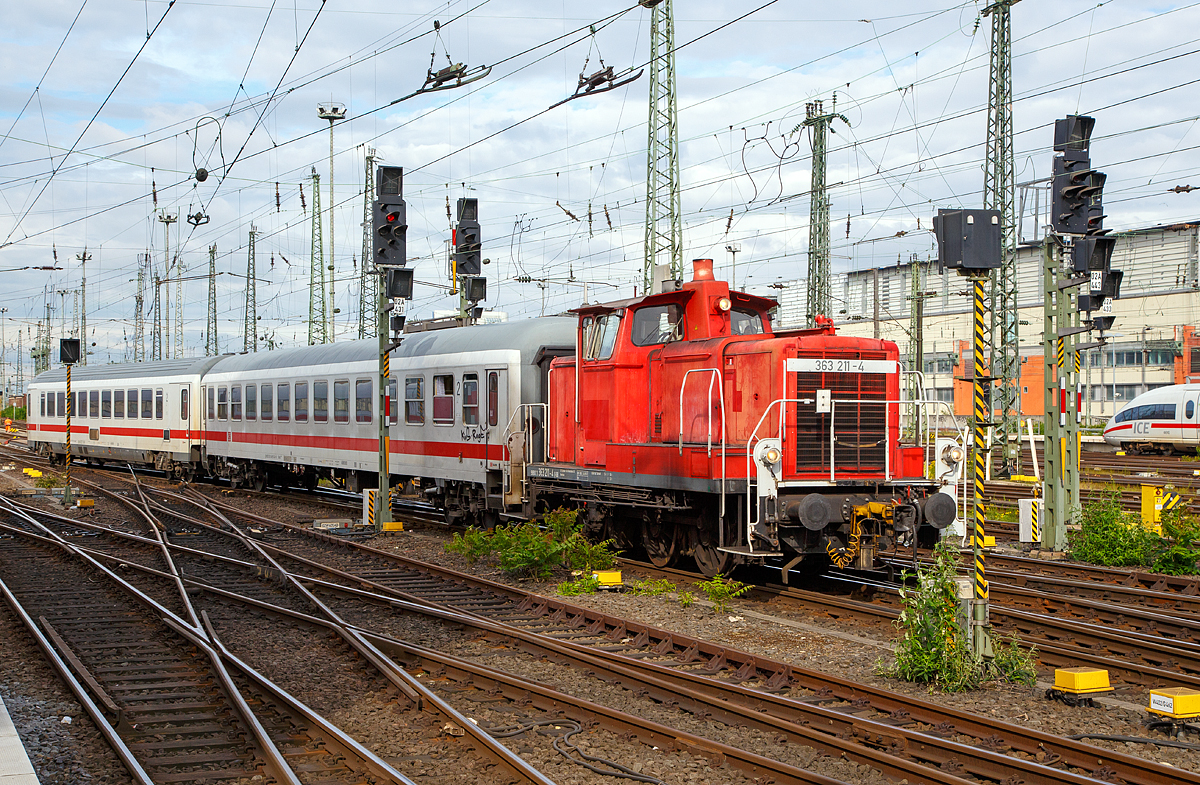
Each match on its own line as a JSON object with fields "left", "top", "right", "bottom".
{"left": 0, "top": 504, "right": 416, "bottom": 785}
{"left": 145, "top": 487, "right": 1196, "bottom": 785}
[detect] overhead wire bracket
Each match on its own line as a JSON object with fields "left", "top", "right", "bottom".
{"left": 392, "top": 21, "right": 491, "bottom": 104}
{"left": 549, "top": 24, "right": 642, "bottom": 110}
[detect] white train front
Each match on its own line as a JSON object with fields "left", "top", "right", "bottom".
{"left": 1102, "top": 383, "right": 1200, "bottom": 454}
{"left": 26, "top": 319, "right": 576, "bottom": 522}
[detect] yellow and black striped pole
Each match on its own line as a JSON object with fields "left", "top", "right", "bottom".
{"left": 971, "top": 277, "right": 989, "bottom": 604}
{"left": 63, "top": 364, "right": 73, "bottom": 507}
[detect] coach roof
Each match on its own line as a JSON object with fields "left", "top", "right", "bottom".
{"left": 205, "top": 317, "right": 576, "bottom": 375}
{"left": 31, "top": 355, "right": 225, "bottom": 385}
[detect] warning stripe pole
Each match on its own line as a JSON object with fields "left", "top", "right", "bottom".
{"left": 64, "top": 364, "right": 73, "bottom": 507}
{"left": 971, "top": 277, "right": 989, "bottom": 606}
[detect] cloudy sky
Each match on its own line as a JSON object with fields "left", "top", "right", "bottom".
{"left": 2, "top": 0, "right": 1198, "bottom": 375}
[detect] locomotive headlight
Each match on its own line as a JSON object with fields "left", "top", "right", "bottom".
{"left": 942, "top": 444, "right": 964, "bottom": 465}
{"left": 763, "top": 446, "right": 781, "bottom": 465}
{"left": 715, "top": 297, "right": 731, "bottom": 313}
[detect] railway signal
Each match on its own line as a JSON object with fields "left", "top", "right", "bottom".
{"left": 374, "top": 167, "right": 407, "bottom": 268}
{"left": 59, "top": 338, "right": 80, "bottom": 507}
{"left": 933, "top": 208, "right": 1002, "bottom": 272}
{"left": 454, "top": 198, "right": 482, "bottom": 276}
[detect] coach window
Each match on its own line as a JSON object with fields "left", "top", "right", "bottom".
{"left": 72, "top": 392, "right": 81, "bottom": 419}
{"left": 405, "top": 377, "right": 424, "bottom": 425}
{"left": 155, "top": 389, "right": 164, "bottom": 420}
{"left": 57, "top": 392, "right": 65, "bottom": 418}
{"left": 114, "top": 390, "right": 124, "bottom": 419}
{"left": 314, "top": 381, "right": 329, "bottom": 423}
{"left": 333, "top": 380, "right": 349, "bottom": 424}
{"left": 488, "top": 372, "right": 499, "bottom": 426}
{"left": 230, "top": 386, "right": 242, "bottom": 421}
{"left": 90, "top": 391, "right": 100, "bottom": 418}
{"left": 245, "top": 384, "right": 256, "bottom": 421}
{"left": 1189, "top": 401, "right": 1195, "bottom": 419}
{"left": 630, "top": 304, "right": 683, "bottom": 346}
{"left": 261, "top": 385, "right": 272, "bottom": 421}
{"left": 180, "top": 388, "right": 189, "bottom": 421}
{"left": 40, "top": 393, "right": 45, "bottom": 418}
{"left": 388, "top": 379, "right": 399, "bottom": 426}
{"left": 207, "top": 387, "right": 215, "bottom": 420}
{"left": 141, "top": 389, "right": 153, "bottom": 419}
{"left": 356, "top": 379, "right": 372, "bottom": 423}
{"left": 462, "top": 374, "right": 479, "bottom": 425}
{"left": 295, "top": 382, "right": 308, "bottom": 422}
{"left": 432, "top": 375, "right": 454, "bottom": 425}
{"left": 217, "top": 387, "right": 228, "bottom": 420}
{"left": 128, "top": 389, "right": 139, "bottom": 419}
{"left": 49, "top": 392, "right": 56, "bottom": 418}
{"left": 102, "top": 390, "right": 112, "bottom": 418}
{"left": 277, "top": 383, "right": 290, "bottom": 422}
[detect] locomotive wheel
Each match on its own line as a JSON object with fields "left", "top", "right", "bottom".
{"left": 642, "top": 519, "right": 679, "bottom": 568}
{"left": 693, "top": 540, "right": 734, "bottom": 578}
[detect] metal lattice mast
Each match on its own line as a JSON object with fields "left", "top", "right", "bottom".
{"left": 76, "top": 249, "right": 90, "bottom": 366}
{"left": 642, "top": 0, "right": 681, "bottom": 293}
{"left": 984, "top": 0, "right": 1020, "bottom": 474}
{"left": 802, "top": 98, "right": 847, "bottom": 327}
{"left": 358, "top": 147, "right": 378, "bottom": 339}
{"left": 173, "top": 254, "right": 186, "bottom": 358}
{"left": 244, "top": 226, "right": 258, "bottom": 353}
{"left": 206, "top": 244, "right": 218, "bottom": 355}
{"left": 15, "top": 329, "right": 22, "bottom": 396}
{"left": 151, "top": 275, "right": 162, "bottom": 361}
{"left": 134, "top": 253, "right": 147, "bottom": 362}
{"left": 308, "top": 170, "right": 329, "bottom": 345}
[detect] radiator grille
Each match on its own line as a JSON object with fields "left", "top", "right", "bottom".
{"left": 793, "top": 354, "right": 888, "bottom": 473}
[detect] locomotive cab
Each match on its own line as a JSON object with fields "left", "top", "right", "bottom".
{"left": 535, "top": 258, "right": 952, "bottom": 576}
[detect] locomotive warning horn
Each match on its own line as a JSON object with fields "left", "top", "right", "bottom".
{"left": 692, "top": 258, "right": 715, "bottom": 282}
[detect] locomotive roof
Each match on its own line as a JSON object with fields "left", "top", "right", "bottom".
{"left": 30, "top": 355, "right": 225, "bottom": 385}
{"left": 206, "top": 317, "right": 577, "bottom": 374}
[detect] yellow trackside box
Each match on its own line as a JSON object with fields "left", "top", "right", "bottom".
{"left": 592, "top": 570, "right": 623, "bottom": 589}
{"left": 1053, "top": 667, "right": 1112, "bottom": 695}
{"left": 1148, "top": 687, "right": 1200, "bottom": 719}
{"left": 76, "top": 498, "right": 94, "bottom": 508}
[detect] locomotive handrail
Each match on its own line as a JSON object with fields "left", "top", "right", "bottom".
{"left": 678, "top": 368, "right": 727, "bottom": 518}
{"left": 500, "top": 402, "right": 548, "bottom": 503}
{"left": 900, "top": 370, "right": 929, "bottom": 448}
{"left": 743, "top": 397, "right": 809, "bottom": 552}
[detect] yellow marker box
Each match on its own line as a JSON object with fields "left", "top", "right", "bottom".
{"left": 76, "top": 498, "right": 94, "bottom": 508}
{"left": 1053, "top": 667, "right": 1112, "bottom": 695}
{"left": 1148, "top": 687, "right": 1200, "bottom": 719}
{"left": 592, "top": 570, "right": 623, "bottom": 588}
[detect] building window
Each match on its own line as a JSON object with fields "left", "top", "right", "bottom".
{"left": 355, "top": 379, "right": 372, "bottom": 423}
{"left": 261, "top": 384, "right": 272, "bottom": 421}
{"left": 295, "top": 382, "right": 308, "bottom": 422}
{"left": 405, "top": 377, "right": 424, "bottom": 425}
{"left": 432, "top": 375, "right": 454, "bottom": 424}
{"left": 245, "top": 384, "right": 256, "bottom": 421}
{"left": 277, "top": 383, "right": 290, "bottom": 422}
{"left": 230, "top": 385, "right": 242, "bottom": 421}
{"left": 1191, "top": 347, "right": 1200, "bottom": 374}
{"left": 333, "top": 380, "right": 350, "bottom": 423}
{"left": 217, "top": 387, "right": 228, "bottom": 420}
{"left": 114, "top": 390, "right": 124, "bottom": 419}
{"left": 935, "top": 388, "right": 954, "bottom": 403}
{"left": 313, "top": 381, "right": 328, "bottom": 423}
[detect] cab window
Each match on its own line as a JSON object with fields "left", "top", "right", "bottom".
{"left": 731, "top": 308, "right": 764, "bottom": 335}
{"left": 630, "top": 304, "right": 683, "bottom": 347}
{"left": 1188, "top": 400, "right": 1195, "bottom": 419}
{"left": 582, "top": 312, "right": 622, "bottom": 360}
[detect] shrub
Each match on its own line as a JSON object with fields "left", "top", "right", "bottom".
{"left": 696, "top": 573, "right": 750, "bottom": 614}
{"left": 1069, "top": 491, "right": 1157, "bottom": 567}
{"left": 34, "top": 474, "right": 63, "bottom": 489}
{"left": 884, "top": 540, "right": 1038, "bottom": 691}
{"left": 1152, "top": 509, "right": 1200, "bottom": 575}
{"left": 444, "top": 527, "right": 493, "bottom": 564}
{"left": 495, "top": 521, "right": 566, "bottom": 580}
{"left": 677, "top": 590, "right": 695, "bottom": 608}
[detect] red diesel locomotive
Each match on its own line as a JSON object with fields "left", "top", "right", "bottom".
{"left": 521, "top": 258, "right": 955, "bottom": 575}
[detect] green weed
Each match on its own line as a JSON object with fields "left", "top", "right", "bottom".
{"left": 556, "top": 574, "right": 601, "bottom": 596}
{"left": 696, "top": 573, "right": 750, "bottom": 614}
{"left": 1069, "top": 490, "right": 1159, "bottom": 567}
{"left": 626, "top": 578, "right": 676, "bottom": 597}
{"left": 677, "top": 590, "right": 695, "bottom": 608}
{"left": 1152, "top": 509, "right": 1200, "bottom": 575}
{"left": 444, "top": 526, "right": 494, "bottom": 564}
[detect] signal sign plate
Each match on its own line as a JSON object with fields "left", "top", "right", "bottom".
{"left": 1102, "top": 297, "right": 1113, "bottom": 313}
{"left": 1090, "top": 271, "right": 1103, "bottom": 292}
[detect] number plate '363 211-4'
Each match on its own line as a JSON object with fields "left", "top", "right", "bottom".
{"left": 786, "top": 358, "right": 898, "bottom": 374}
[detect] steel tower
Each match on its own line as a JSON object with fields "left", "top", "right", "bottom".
{"left": 358, "top": 148, "right": 378, "bottom": 339}
{"left": 308, "top": 170, "right": 329, "bottom": 345}
{"left": 802, "top": 99, "right": 847, "bottom": 327}
{"left": 244, "top": 226, "right": 258, "bottom": 353}
{"left": 984, "top": 0, "right": 1021, "bottom": 474}
{"left": 641, "top": 0, "right": 681, "bottom": 294}
{"left": 206, "top": 244, "right": 218, "bottom": 355}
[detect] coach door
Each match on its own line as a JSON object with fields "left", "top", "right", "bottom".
{"left": 485, "top": 369, "right": 507, "bottom": 471}
{"left": 1186, "top": 390, "right": 1200, "bottom": 445}
{"left": 170, "top": 384, "right": 190, "bottom": 444}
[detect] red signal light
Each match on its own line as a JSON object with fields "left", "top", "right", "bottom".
{"left": 385, "top": 211, "right": 400, "bottom": 224}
